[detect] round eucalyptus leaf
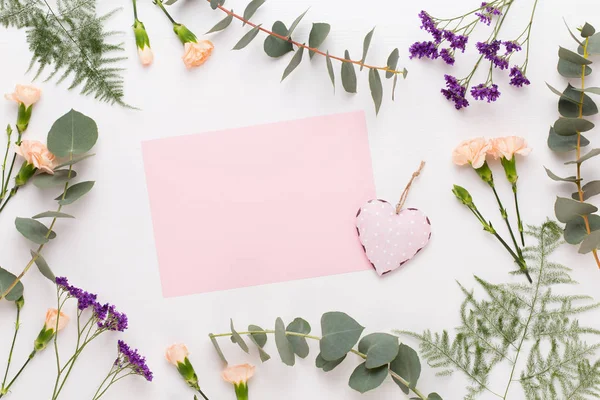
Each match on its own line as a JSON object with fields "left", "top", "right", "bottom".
{"left": 548, "top": 126, "right": 589, "bottom": 152}
{"left": 558, "top": 84, "right": 598, "bottom": 118}
{"left": 15, "top": 217, "right": 56, "bottom": 244}
{"left": 554, "top": 118, "right": 595, "bottom": 136}
{"left": 564, "top": 215, "right": 600, "bottom": 244}
{"left": 264, "top": 21, "right": 293, "bottom": 58}
{"left": 348, "top": 362, "right": 388, "bottom": 393}
{"left": 558, "top": 46, "right": 593, "bottom": 65}
{"left": 315, "top": 352, "right": 346, "bottom": 372}
{"left": 579, "top": 230, "right": 600, "bottom": 254}
{"left": 427, "top": 393, "right": 443, "bottom": 400}
{"left": 574, "top": 180, "right": 600, "bottom": 201}
{"left": 32, "top": 170, "right": 77, "bottom": 188}
{"left": 248, "top": 324, "right": 268, "bottom": 347}
{"left": 358, "top": 333, "right": 399, "bottom": 369}
{"left": 56, "top": 181, "right": 95, "bottom": 206}
{"left": 390, "top": 343, "right": 421, "bottom": 394}
{"left": 582, "top": 23, "right": 596, "bottom": 38}
{"left": 0, "top": 267, "right": 24, "bottom": 302}
{"left": 555, "top": 197, "right": 598, "bottom": 223}
{"left": 274, "top": 317, "right": 295, "bottom": 366}
{"left": 308, "top": 23, "right": 331, "bottom": 59}
{"left": 320, "top": 311, "right": 364, "bottom": 361}
{"left": 286, "top": 317, "right": 310, "bottom": 358}
{"left": 47, "top": 109, "right": 98, "bottom": 157}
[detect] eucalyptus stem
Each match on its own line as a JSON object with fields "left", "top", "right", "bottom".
{"left": 1, "top": 305, "right": 21, "bottom": 393}
{"left": 210, "top": 330, "right": 428, "bottom": 400}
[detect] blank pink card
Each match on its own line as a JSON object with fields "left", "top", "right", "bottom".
{"left": 142, "top": 111, "right": 376, "bottom": 297}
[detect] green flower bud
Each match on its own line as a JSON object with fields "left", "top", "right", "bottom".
{"left": 15, "top": 161, "right": 36, "bottom": 187}
{"left": 34, "top": 326, "right": 55, "bottom": 351}
{"left": 16, "top": 103, "right": 33, "bottom": 134}
{"left": 133, "top": 19, "right": 151, "bottom": 50}
{"left": 176, "top": 358, "right": 200, "bottom": 390}
{"left": 474, "top": 162, "right": 494, "bottom": 185}
{"left": 234, "top": 382, "right": 249, "bottom": 400}
{"left": 500, "top": 156, "right": 518, "bottom": 184}
{"left": 452, "top": 185, "right": 473, "bottom": 207}
{"left": 173, "top": 23, "right": 198, "bottom": 44}
{"left": 15, "top": 295, "right": 24, "bottom": 310}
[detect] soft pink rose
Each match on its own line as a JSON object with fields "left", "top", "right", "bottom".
{"left": 182, "top": 40, "right": 214, "bottom": 69}
{"left": 15, "top": 140, "right": 56, "bottom": 174}
{"left": 5, "top": 84, "right": 42, "bottom": 108}
{"left": 138, "top": 46, "right": 154, "bottom": 66}
{"left": 221, "top": 364, "right": 255, "bottom": 385}
{"left": 44, "top": 309, "right": 69, "bottom": 332}
{"left": 488, "top": 136, "right": 532, "bottom": 160}
{"left": 452, "top": 137, "right": 491, "bottom": 169}
{"left": 165, "top": 343, "right": 189, "bottom": 365}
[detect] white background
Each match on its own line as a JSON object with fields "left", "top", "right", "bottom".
{"left": 1, "top": 0, "right": 600, "bottom": 399}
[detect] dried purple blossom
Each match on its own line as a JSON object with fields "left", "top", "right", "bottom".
{"left": 476, "top": 2, "right": 502, "bottom": 24}
{"left": 504, "top": 40, "right": 522, "bottom": 54}
{"left": 418, "top": 11, "right": 443, "bottom": 43}
{"left": 471, "top": 83, "right": 501, "bottom": 102}
{"left": 98, "top": 305, "right": 128, "bottom": 332}
{"left": 476, "top": 40, "right": 508, "bottom": 69}
{"left": 409, "top": 41, "right": 439, "bottom": 60}
{"left": 116, "top": 340, "right": 153, "bottom": 382}
{"left": 447, "top": 33, "right": 469, "bottom": 52}
{"left": 475, "top": 12, "right": 492, "bottom": 25}
{"left": 441, "top": 75, "right": 469, "bottom": 110}
{"left": 56, "top": 277, "right": 98, "bottom": 311}
{"left": 440, "top": 49, "right": 455, "bottom": 65}
{"left": 509, "top": 66, "right": 531, "bottom": 87}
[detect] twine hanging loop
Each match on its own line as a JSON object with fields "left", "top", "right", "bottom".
{"left": 395, "top": 161, "right": 425, "bottom": 214}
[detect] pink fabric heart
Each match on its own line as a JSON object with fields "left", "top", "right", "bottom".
{"left": 356, "top": 200, "right": 431, "bottom": 276}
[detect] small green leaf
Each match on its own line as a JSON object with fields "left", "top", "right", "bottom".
{"left": 582, "top": 23, "right": 596, "bottom": 38}
{"left": 368, "top": 69, "right": 383, "bottom": 115}
{"left": 54, "top": 154, "right": 95, "bottom": 169}
{"left": 320, "top": 311, "right": 364, "bottom": 361}
{"left": 575, "top": 87, "right": 600, "bottom": 95}
{"left": 427, "top": 394, "right": 443, "bottom": 400}
{"left": 390, "top": 343, "right": 421, "bottom": 394}
{"left": 341, "top": 51, "right": 357, "bottom": 94}
{"left": 47, "top": 109, "right": 98, "bottom": 158}
{"left": 544, "top": 167, "right": 579, "bottom": 183}
{"left": 556, "top": 84, "right": 598, "bottom": 117}
{"left": 564, "top": 215, "right": 600, "bottom": 244}
{"left": 579, "top": 230, "right": 600, "bottom": 254}
{"left": 30, "top": 250, "right": 55, "bottom": 282}
{"left": 233, "top": 25, "right": 262, "bottom": 50}
{"left": 206, "top": 12, "right": 234, "bottom": 34}
{"left": 565, "top": 20, "right": 585, "bottom": 47}
{"left": 358, "top": 333, "right": 399, "bottom": 369}
{"left": 274, "top": 317, "right": 295, "bottom": 366}
{"left": 32, "top": 170, "right": 77, "bottom": 189}
{"left": 209, "top": 0, "right": 222, "bottom": 10}
{"left": 32, "top": 211, "right": 74, "bottom": 219}
{"left": 559, "top": 46, "right": 593, "bottom": 65}
{"left": 209, "top": 334, "right": 228, "bottom": 364}
{"left": 15, "top": 217, "right": 56, "bottom": 244}
{"left": 281, "top": 46, "right": 304, "bottom": 81}
{"left": 588, "top": 32, "right": 600, "bottom": 55}
{"left": 565, "top": 148, "right": 600, "bottom": 165}
{"left": 348, "top": 362, "right": 388, "bottom": 393}
{"left": 554, "top": 118, "right": 595, "bottom": 136}
{"left": 555, "top": 197, "right": 598, "bottom": 223}
{"left": 548, "top": 126, "right": 589, "bottom": 152}
{"left": 326, "top": 51, "right": 335, "bottom": 92}
{"left": 287, "top": 9, "right": 308, "bottom": 37}
{"left": 264, "top": 22, "right": 293, "bottom": 58}
{"left": 558, "top": 58, "right": 592, "bottom": 78}
{"left": 55, "top": 181, "right": 95, "bottom": 206}
{"left": 0, "top": 267, "right": 24, "bottom": 302}
{"left": 573, "top": 181, "right": 600, "bottom": 201}
{"left": 360, "top": 27, "right": 375, "bottom": 71}
{"left": 386, "top": 48, "right": 399, "bottom": 79}
{"left": 248, "top": 325, "right": 268, "bottom": 347}
{"left": 230, "top": 319, "right": 249, "bottom": 353}
{"left": 308, "top": 23, "right": 330, "bottom": 59}
{"left": 242, "top": 0, "right": 265, "bottom": 24}
{"left": 547, "top": 82, "right": 579, "bottom": 104}
{"left": 315, "top": 353, "right": 346, "bottom": 372}
{"left": 286, "top": 318, "right": 310, "bottom": 358}
{"left": 248, "top": 334, "right": 271, "bottom": 362}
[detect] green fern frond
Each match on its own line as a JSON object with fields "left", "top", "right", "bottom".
{"left": 1, "top": 0, "right": 128, "bottom": 106}
{"left": 397, "top": 221, "right": 600, "bottom": 399}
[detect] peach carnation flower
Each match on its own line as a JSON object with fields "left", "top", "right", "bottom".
{"left": 222, "top": 364, "right": 256, "bottom": 385}
{"left": 15, "top": 140, "right": 55, "bottom": 174}
{"left": 488, "top": 136, "right": 532, "bottom": 160}
{"left": 5, "top": 84, "right": 41, "bottom": 108}
{"left": 452, "top": 137, "right": 491, "bottom": 169}
{"left": 182, "top": 40, "right": 214, "bottom": 69}
{"left": 44, "top": 309, "right": 70, "bottom": 332}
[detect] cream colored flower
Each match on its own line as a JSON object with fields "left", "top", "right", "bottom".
{"left": 452, "top": 137, "right": 491, "bottom": 169}
{"left": 16, "top": 140, "right": 56, "bottom": 174}
{"left": 488, "top": 136, "right": 532, "bottom": 160}
{"left": 44, "top": 309, "right": 69, "bottom": 332}
{"left": 138, "top": 46, "right": 154, "bottom": 66}
{"left": 5, "top": 84, "right": 41, "bottom": 108}
{"left": 182, "top": 40, "right": 214, "bottom": 69}
{"left": 222, "top": 364, "right": 256, "bottom": 385}
{"left": 165, "top": 343, "right": 190, "bottom": 366}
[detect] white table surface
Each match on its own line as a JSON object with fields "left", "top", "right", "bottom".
{"left": 1, "top": 0, "right": 599, "bottom": 399}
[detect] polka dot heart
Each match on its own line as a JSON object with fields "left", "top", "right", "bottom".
{"left": 356, "top": 199, "right": 431, "bottom": 276}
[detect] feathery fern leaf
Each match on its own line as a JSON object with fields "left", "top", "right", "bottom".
{"left": 397, "top": 221, "right": 600, "bottom": 399}
{"left": 1, "top": 0, "right": 128, "bottom": 106}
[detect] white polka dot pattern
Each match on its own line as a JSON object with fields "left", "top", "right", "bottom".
{"left": 356, "top": 200, "right": 432, "bottom": 276}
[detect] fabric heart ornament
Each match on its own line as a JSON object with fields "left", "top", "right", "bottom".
{"left": 356, "top": 200, "right": 431, "bottom": 276}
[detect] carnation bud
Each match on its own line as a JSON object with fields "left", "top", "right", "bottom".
{"left": 165, "top": 344, "right": 201, "bottom": 390}
{"left": 133, "top": 20, "right": 154, "bottom": 66}
{"left": 173, "top": 23, "right": 198, "bottom": 44}
{"left": 452, "top": 185, "right": 473, "bottom": 207}
{"left": 14, "top": 161, "right": 36, "bottom": 187}
{"left": 15, "top": 295, "right": 24, "bottom": 310}
{"left": 16, "top": 103, "right": 33, "bottom": 134}
{"left": 34, "top": 309, "right": 69, "bottom": 351}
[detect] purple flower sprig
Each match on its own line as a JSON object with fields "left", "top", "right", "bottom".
{"left": 91, "top": 341, "right": 153, "bottom": 400}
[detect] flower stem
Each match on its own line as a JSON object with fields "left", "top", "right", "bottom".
{"left": 210, "top": 331, "right": 429, "bottom": 399}
{"left": 0, "top": 351, "right": 36, "bottom": 396}
{"left": 206, "top": 1, "right": 404, "bottom": 75}
{"left": 490, "top": 184, "right": 523, "bottom": 257}
{"left": 512, "top": 183, "right": 525, "bottom": 246}
{"left": 1, "top": 306, "right": 21, "bottom": 393}
{"left": 196, "top": 388, "right": 210, "bottom": 400}
{"left": 0, "top": 187, "right": 17, "bottom": 214}
{"left": 520, "top": 0, "right": 539, "bottom": 73}
{"left": 91, "top": 368, "right": 119, "bottom": 400}
{"left": 154, "top": 0, "right": 177, "bottom": 24}
{"left": 132, "top": 0, "right": 138, "bottom": 20}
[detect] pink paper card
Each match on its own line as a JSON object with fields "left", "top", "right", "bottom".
{"left": 142, "top": 111, "right": 376, "bottom": 297}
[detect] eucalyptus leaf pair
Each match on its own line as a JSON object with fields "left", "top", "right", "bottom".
{"left": 209, "top": 312, "right": 443, "bottom": 399}
{"left": 0, "top": 109, "right": 98, "bottom": 302}
{"left": 546, "top": 22, "right": 600, "bottom": 267}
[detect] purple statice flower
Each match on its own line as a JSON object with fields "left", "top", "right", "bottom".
{"left": 475, "top": 2, "right": 502, "bottom": 25}
{"left": 504, "top": 40, "right": 522, "bottom": 54}
{"left": 98, "top": 305, "right": 128, "bottom": 332}
{"left": 476, "top": 40, "right": 508, "bottom": 69}
{"left": 418, "top": 10, "right": 443, "bottom": 43}
{"left": 471, "top": 83, "right": 501, "bottom": 102}
{"left": 475, "top": 12, "right": 492, "bottom": 25}
{"left": 509, "top": 66, "right": 531, "bottom": 87}
{"left": 440, "top": 48, "right": 455, "bottom": 65}
{"left": 441, "top": 75, "right": 469, "bottom": 110}
{"left": 409, "top": 41, "right": 439, "bottom": 60}
{"left": 116, "top": 340, "right": 153, "bottom": 382}
{"left": 444, "top": 31, "right": 468, "bottom": 52}
{"left": 56, "top": 277, "right": 98, "bottom": 310}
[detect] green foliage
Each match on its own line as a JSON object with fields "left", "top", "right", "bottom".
{"left": 0, "top": 0, "right": 128, "bottom": 106}
{"left": 548, "top": 23, "right": 600, "bottom": 257}
{"left": 209, "top": 312, "right": 442, "bottom": 399}
{"left": 399, "top": 222, "right": 600, "bottom": 399}
{"left": 0, "top": 266, "right": 24, "bottom": 301}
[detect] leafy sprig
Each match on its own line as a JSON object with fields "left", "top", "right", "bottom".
{"left": 209, "top": 313, "right": 443, "bottom": 399}
{"left": 164, "top": 0, "right": 406, "bottom": 114}
{"left": 398, "top": 221, "right": 600, "bottom": 399}
{"left": 546, "top": 22, "right": 600, "bottom": 268}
